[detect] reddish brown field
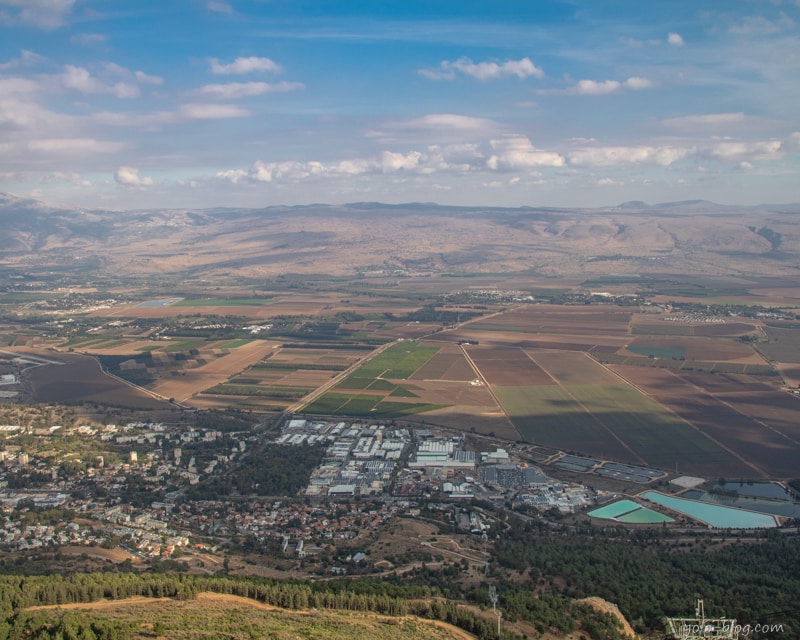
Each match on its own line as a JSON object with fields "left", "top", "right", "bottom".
{"left": 463, "top": 304, "right": 633, "bottom": 336}
{"left": 410, "top": 343, "right": 477, "bottom": 381}
{"left": 693, "top": 322, "right": 757, "bottom": 336}
{"left": 609, "top": 365, "right": 799, "bottom": 478}
{"left": 149, "top": 340, "right": 280, "bottom": 403}
{"left": 625, "top": 336, "right": 765, "bottom": 362}
{"left": 25, "top": 353, "right": 169, "bottom": 408}
{"left": 464, "top": 346, "right": 554, "bottom": 386}
{"left": 528, "top": 350, "right": 620, "bottom": 385}
{"left": 433, "top": 329, "right": 628, "bottom": 352}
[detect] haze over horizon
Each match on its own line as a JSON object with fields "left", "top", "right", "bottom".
{"left": 1, "top": 0, "right": 799, "bottom": 211}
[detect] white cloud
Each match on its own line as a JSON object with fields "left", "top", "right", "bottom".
{"left": 542, "top": 76, "right": 653, "bottom": 95}
{"left": 661, "top": 113, "right": 746, "bottom": 130}
{"left": 707, "top": 140, "right": 782, "bottom": 161}
{"left": 135, "top": 70, "right": 164, "bottom": 85}
{"left": 730, "top": 14, "right": 795, "bottom": 36}
{"left": 61, "top": 65, "right": 140, "bottom": 98}
{"left": 667, "top": 32, "right": 685, "bottom": 46}
{"left": 568, "top": 145, "right": 692, "bottom": 167}
{"left": 381, "top": 150, "right": 423, "bottom": 173}
{"left": 0, "top": 49, "right": 44, "bottom": 70}
{"left": 197, "top": 81, "right": 303, "bottom": 99}
{"left": 0, "top": 0, "right": 75, "bottom": 29}
{"left": 70, "top": 33, "right": 107, "bottom": 46}
{"left": 208, "top": 1, "right": 233, "bottom": 14}
{"left": 43, "top": 171, "right": 91, "bottom": 187}
{"left": 486, "top": 136, "right": 565, "bottom": 170}
{"left": 210, "top": 56, "right": 281, "bottom": 75}
{"left": 27, "top": 138, "right": 125, "bottom": 153}
{"left": 420, "top": 56, "right": 544, "bottom": 81}
{"left": 115, "top": 166, "right": 154, "bottom": 188}
{"left": 177, "top": 103, "right": 251, "bottom": 119}
{"left": 624, "top": 76, "right": 653, "bottom": 90}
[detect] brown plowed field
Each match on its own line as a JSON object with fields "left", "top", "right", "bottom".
{"left": 25, "top": 353, "right": 169, "bottom": 408}
{"left": 465, "top": 346, "right": 554, "bottom": 386}
{"left": 463, "top": 304, "right": 633, "bottom": 336}
{"left": 626, "top": 336, "right": 766, "bottom": 362}
{"left": 149, "top": 340, "right": 280, "bottom": 403}
{"left": 410, "top": 344, "right": 476, "bottom": 381}
{"left": 609, "top": 366, "right": 799, "bottom": 478}
{"left": 528, "top": 350, "right": 620, "bottom": 385}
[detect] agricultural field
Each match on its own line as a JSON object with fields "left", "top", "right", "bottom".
{"left": 197, "top": 346, "right": 368, "bottom": 410}
{"left": 609, "top": 366, "right": 800, "bottom": 478}
{"left": 461, "top": 304, "right": 633, "bottom": 337}
{"left": 471, "top": 345, "right": 745, "bottom": 476}
{"left": 759, "top": 325, "right": 800, "bottom": 363}
{"left": 302, "top": 341, "right": 452, "bottom": 417}
{"left": 23, "top": 352, "right": 170, "bottom": 409}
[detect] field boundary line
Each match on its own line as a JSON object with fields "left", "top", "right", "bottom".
{"left": 609, "top": 364, "right": 770, "bottom": 477}
{"left": 526, "top": 350, "right": 647, "bottom": 465}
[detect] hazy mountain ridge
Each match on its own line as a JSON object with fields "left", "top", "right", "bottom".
{"left": 1, "top": 193, "right": 799, "bottom": 280}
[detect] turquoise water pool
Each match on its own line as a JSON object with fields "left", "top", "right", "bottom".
{"left": 640, "top": 491, "right": 777, "bottom": 528}
{"left": 588, "top": 499, "right": 673, "bottom": 524}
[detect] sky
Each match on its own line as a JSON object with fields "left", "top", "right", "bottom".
{"left": 0, "top": 0, "right": 799, "bottom": 210}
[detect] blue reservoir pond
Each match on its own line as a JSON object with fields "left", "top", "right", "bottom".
{"left": 587, "top": 499, "right": 673, "bottom": 524}
{"left": 710, "top": 481, "right": 795, "bottom": 500}
{"left": 640, "top": 491, "right": 778, "bottom": 528}
{"left": 683, "top": 490, "right": 800, "bottom": 518}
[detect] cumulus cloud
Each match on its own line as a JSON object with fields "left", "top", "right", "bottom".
{"left": 210, "top": 56, "right": 281, "bottom": 75}
{"left": 177, "top": 103, "right": 250, "bottom": 119}
{"left": 706, "top": 139, "right": 782, "bottom": 161}
{"left": 568, "top": 145, "right": 692, "bottom": 167}
{"left": 135, "top": 70, "right": 164, "bottom": 85}
{"left": 0, "top": 49, "right": 44, "bottom": 70}
{"left": 61, "top": 65, "right": 140, "bottom": 98}
{"left": 115, "top": 166, "right": 154, "bottom": 187}
{"left": 43, "top": 171, "right": 91, "bottom": 187}
{"left": 542, "top": 76, "right": 653, "bottom": 95}
{"left": 197, "top": 81, "right": 303, "bottom": 99}
{"left": 667, "top": 32, "right": 685, "bottom": 46}
{"left": 27, "top": 138, "right": 125, "bottom": 153}
{"left": 0, "top": 0, "right": 75, "bottom": 29}
{"left": 420, "top": 56, "right": 544, "bottom": 81}
{"left": 486, "top": 136, "right": 565, "bottom": 170}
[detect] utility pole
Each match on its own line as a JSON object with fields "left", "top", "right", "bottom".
{"left": 489, "top": 585, "right": 501, "bottom": 638}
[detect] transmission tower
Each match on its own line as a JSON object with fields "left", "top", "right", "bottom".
{"left": 665, "top": 598, "right": 739, "bottom": 639}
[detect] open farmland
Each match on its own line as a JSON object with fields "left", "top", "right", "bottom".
{"left": 462, "top": 304, "right": 633, "bottom": 337}
{"left": 198, "top": 346, "right": 367, "bottom": 409}
{"left": 463, "top": 343, "right": 748, "bottom": 475}
{"left": 23, "top": 352, "right": 170, "bottom": 408}
{"left": 608, "top": 366, "right": 799, "bottom": 478}
{"left": 759, "top": 325, "right": 800, "bottom": 363}
{"left": 146, "top": 340, "right": 281, "bottom": 404}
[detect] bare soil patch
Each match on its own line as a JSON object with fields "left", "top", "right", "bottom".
{"left": 466, "top": 345, "right": 554, "bottom": 386}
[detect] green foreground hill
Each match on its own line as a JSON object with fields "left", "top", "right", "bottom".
{"left": 17, "top": 593, "right": 473, "bottom": 640}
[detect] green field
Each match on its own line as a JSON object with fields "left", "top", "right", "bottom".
{"left": 563, "top": 384, "right": 738, "bottom": 470}
{"left": 172, "top": 297, "right": 273, "bottom": 307}
{"left": 303, "top": 391, "right": 447, "bottom": 418}
{"left": 161, "top": 340, "right": 205, "bottom": 352}
{"left": 495, "top": 381, "right": 742, "bottom": 472}
{"left": 340, "top": 341, "right": 440, "bottom": 388}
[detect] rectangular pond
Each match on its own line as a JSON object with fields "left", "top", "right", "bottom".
{"left": 640, "top": 491, "right": 778, "bottom": 528}
{"left": 587, "top": 499, "right": 673, "bottom": 524}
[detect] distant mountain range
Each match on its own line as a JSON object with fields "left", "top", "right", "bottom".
{"left": 1, "top": 192, "right": 799, "bottom": 283}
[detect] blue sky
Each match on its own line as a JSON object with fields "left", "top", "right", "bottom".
{"left": 0, "top": 0, "right": 798, "bottom": 209}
